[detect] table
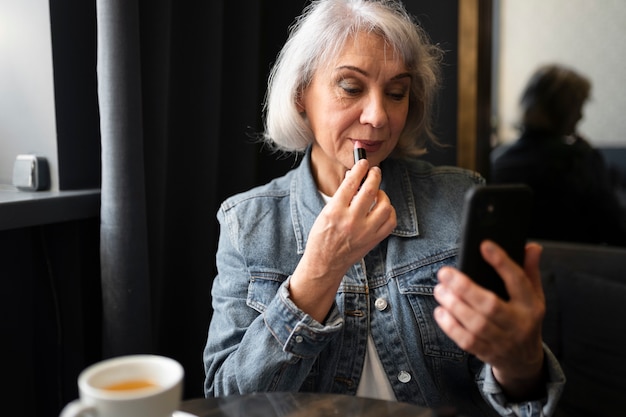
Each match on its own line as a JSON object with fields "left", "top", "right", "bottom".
{"left": 179, "top": 392, "right": 436, "bottom": 417}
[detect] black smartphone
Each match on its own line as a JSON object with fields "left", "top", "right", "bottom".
{"left": 457, "top": 184, "right": 533, "bottom": 300}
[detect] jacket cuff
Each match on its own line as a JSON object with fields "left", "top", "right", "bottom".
{"left": 477, "top": 343, "right": 566, "bottom": 416}
{"left": 263, "top": 277, "right": 343, "bottom": 359}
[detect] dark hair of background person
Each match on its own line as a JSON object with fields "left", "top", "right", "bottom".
{"left": 519, "top": 64, "right": 591, "bottom": 136}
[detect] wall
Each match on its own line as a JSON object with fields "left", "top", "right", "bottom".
{"left": 495, "top": 0, "right": 626, "bottom": 147}
{"left": 0, "top": 0, "right": 59, "bottom": 189}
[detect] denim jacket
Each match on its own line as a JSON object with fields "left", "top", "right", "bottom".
{"left": 203, "top": 150, "right": 565, "bottom": 417}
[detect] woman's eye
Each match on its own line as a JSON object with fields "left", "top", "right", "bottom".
{"left": 388, "top": 89, "right": 408, "bottom": 101}
{"left": 338, "top": 80, "right": 361, "bottom": 96}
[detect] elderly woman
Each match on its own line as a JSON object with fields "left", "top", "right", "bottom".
{"left": 203, "top": 1, "right": 564, "bottom": 416}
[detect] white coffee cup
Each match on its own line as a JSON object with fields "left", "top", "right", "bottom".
{"left": 60, "top": 354, "right": 184, "bottom": 417}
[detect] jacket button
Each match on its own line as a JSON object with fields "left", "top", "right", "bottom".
{"left": 398, "top": 371, "right": 411, "bottom": 383}
{"left": 295, "top": 335, "right": 303, "bottom": 343}
{"left": 374, "top": 298, "right": 388, "bottom": 311}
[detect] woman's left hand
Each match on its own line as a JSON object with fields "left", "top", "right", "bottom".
{"left": 433, "top": 241, "right": 546, "bottom": 400}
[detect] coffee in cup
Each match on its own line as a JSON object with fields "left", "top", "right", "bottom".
{"left": 60, "top": 354, "right": 184, "bottom": 417}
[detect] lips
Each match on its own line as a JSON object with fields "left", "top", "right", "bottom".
{"left": 352, "top": 140, "right": 383, "bottom": 153}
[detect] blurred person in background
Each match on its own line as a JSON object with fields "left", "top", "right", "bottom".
{"left": 491, "top": 64, "right": 626, "bottom": 246}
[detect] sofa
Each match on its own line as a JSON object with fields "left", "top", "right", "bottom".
{"left": 538, "top": 239, "right": 626, "bottom": 417}
{"left": 598, "top": 147, "right": 626, "bottom": 208}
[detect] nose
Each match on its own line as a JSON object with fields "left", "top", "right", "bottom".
{"left": 360, "top": 93, "right": 388, "bottom": 129}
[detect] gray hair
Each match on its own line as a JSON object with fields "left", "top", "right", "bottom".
{"left": 263, "top": 0, "right": 443, "bottom": 157}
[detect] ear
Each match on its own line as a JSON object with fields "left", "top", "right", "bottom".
{"left": 295, "top": 91, "right": 305, "bottom": 113}
{"left": 295, "top": 82, "right": 311, "bottom": 114}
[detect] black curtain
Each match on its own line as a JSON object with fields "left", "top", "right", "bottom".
{"left": 95, "top": 0, "right": 458, "bottom": 401}
{"left": 96, "top": 0, "right": 304, "bottom": 399}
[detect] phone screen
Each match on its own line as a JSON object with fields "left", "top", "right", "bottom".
{"left": 457, "top": 184, "right": 533, "bottom": 300}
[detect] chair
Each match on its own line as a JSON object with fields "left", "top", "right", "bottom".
{"left": 538, "top": 240, "right": 626, "bottom": 417}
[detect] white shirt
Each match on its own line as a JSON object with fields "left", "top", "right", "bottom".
{"left": 356, "top": 335, "right": 397, "bottom": 400}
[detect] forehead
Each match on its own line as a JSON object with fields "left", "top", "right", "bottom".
{"left": 325, "top": 31, "right": 406, "bottom": 72}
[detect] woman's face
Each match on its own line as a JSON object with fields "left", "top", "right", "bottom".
{"left": 300, "top": 31, "right": 410, "bottom": 195}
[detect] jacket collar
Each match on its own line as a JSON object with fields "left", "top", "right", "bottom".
{"left": 290, "top": 148, "right": 420, "bottom": 254}
{"left": 380, "top": 158, "right": 420, "bottom": 238}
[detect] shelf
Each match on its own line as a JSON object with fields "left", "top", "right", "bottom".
{"left": 0, "top": 186, "right": 100, "bottom": 231}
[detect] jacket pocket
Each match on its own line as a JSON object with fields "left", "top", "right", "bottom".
{"left": 246, "top": 270, "right": 288, "bottom": 313}
{"left": 396, "top": 259, "right": 465, "bottom": 361}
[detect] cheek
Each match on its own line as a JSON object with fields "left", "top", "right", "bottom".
{"left": 311, "top": 112, "right": 349, "bottom": 138}
{"left": 320, "top": 107, "right": 361, "bottom": 136}
{"left": 305, "top": 96, "right": 353, "bottom": 135}
{"left": 390, "top": 106, "right": 409, "bottom": 135}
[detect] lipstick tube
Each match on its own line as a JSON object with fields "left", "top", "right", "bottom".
{"left": 353, "top": 146, "right": 367, "bottom": 164}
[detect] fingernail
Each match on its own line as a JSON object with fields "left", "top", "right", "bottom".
{"left": 434, "top": 283, "right": 447, "bottom": 297}
{"left": 437, "top": 267, "right": 453, "bottom": 283}
{"left": 482, "top": 240, "right": 496, "bottom": 256}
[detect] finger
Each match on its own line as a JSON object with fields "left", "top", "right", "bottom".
{"left": 333, "top": 159, "right": 370, "bottom": 207}
{"left": 433, "top": 305, "right": 491, "bottom": 355}
{"left": 523, "top": 242, "right": 544, "bottom": 297}
{"left": 479, "top": 240, "right": 533, "bottom": 302}
{"left": 367, "top": 190, "right": 397, "bottom": 237}
{"left": 350, "top": 166, "right": 383, "bottom": 215}
{"left": 437, "top": 265, "right": 505, "bottom": 317}
{"left": 435, "top": 267, "right": 502, "bottom": 340}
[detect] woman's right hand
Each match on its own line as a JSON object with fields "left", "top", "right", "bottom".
{"left": 288, "top": 159, "right": 397, "bottom": 322}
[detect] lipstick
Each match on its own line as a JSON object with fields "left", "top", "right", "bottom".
{"left": 353, "top": 141, "right": 367, "bottom": 164}
{"left": 353, "top": 141, "right": 367, "bottom": 187}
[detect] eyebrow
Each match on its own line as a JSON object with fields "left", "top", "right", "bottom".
{"left": 335, "top": 65, "right": 412, "bottom": 81}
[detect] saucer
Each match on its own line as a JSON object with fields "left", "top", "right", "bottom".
{"left": 172, "top": 411, "right": 197, "bottom": 417}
